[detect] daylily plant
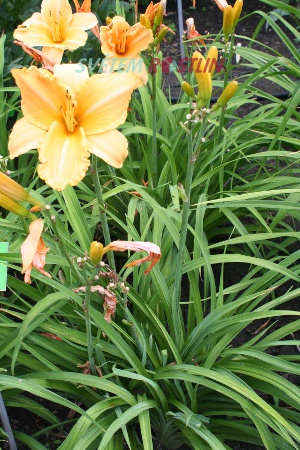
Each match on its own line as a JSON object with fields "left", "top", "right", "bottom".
{"left": 8, "top": 64, "right": 139, "bottom": 191}
{"left": 13, "top": 0, "right": 98, "bottom": 63}
{"left": 100, "top": 16, "right": 154, "bottom": 85}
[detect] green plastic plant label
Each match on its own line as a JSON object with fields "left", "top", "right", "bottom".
{"left": 0, "top": 242, "right": 8, "bottom": 291}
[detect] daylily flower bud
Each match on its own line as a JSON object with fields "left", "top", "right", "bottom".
{"left": 140, "top": 14, "right": 152, "bottom": 29}
{"left": 0, "top": 192, "right": 36, "bottom": 220}
{"left": 181, "top": 81, "right": 196, "bottom": 99}
{"left": 154, "top": 4, "right": 164, "bottom": 28}
{"left": 89, "top": 241, "right": 104, "bottom": 264}
{"left": 193, "top": 51, "right": 212, "bottom": 107}
{"left": 211, "top": 80, "right": 238, "bottom": 111}
{"left": 232, "top": 0, "right": 243, "bottom": 27}
{"left": 154, "top": 27, "right": 168, "bottom": 44}
{"left": 0, "top": 172, "right": 42, "bottom": 206}
{"left": 205, "top": 46, "right": 218, "bottom": 77}
{"left": 223, "top": 5, "right": 233, "bottom": 41}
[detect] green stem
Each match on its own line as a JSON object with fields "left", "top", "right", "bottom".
{"left": 171, "top": 129, "right": 194, "bottom": 347}
{"left": 43, "top": 208, "right": 85, "bottom": 284}
{"left": 92, "top": 154, "right": 116, "bottom": 271}
{"left": 83, "top": 281, "right": 96, "bottom": 375}
{"left": 216, "top": 34, "right": 235, "bottom": 144}
{"left": 151, "top": 69, "right": 157, "bottom": 188}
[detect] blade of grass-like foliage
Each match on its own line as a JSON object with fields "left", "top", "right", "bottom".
{"left": 61, "top": 186, "right": 92, "bottom": 252}
{"left": 11, "top": 292, "right": 70, "bottom": 374}
{"left": 138, "top": 394, "right": 153, "bottom": 450}
{"left": 59, "top": 397, "right": 125, "bottom": 449}
{"left": 98, "top": 400, "right": 157, "bottom": 450}
{"left": 13, "top": 431, "right": 47, "bottom": 450}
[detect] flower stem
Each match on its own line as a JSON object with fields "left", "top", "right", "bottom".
{"left": 151, "top": 70, "right": 157, "bottom": 188}
{"left": 91, "top": 154, "right": 116, "bottom": 271}
{"left": 172, "top": 128, "right": 194, "bottom": 347}
{"left": 82, "top": 280, "right": 96, "bottom": 375}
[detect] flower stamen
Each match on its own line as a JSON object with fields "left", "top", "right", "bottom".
{"left": 61, "top": 90, "right": 77, "bottom": 132}
{"left": 49, "top": 10, "right": 62, "bottom": 42}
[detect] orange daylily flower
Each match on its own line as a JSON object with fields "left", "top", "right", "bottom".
{"left": 185, "top": 18, "right": 205, "bottom": 46}
{"left": 8, "top": 64, "right": 139, "bottom": 191}
{"left": 21, "top": 219, "right": 51, "bottom": 284}
{"left": 13, "top": 0, "right": 98, "bottom": 63}
{"left": 100, "top": 16, "right": 154, "bottom": 85}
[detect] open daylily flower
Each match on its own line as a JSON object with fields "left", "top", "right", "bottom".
{"left": 8, "top": 64, "right": 139, "bottom": 191}
{"left": 13, "top": 0, "right": 98, "bottom": 63}
{"left": 21, "top": 219, "right": 51, "bottom": 284}
{"left": 100, "top": 16, "right": 153, "bottom": 85}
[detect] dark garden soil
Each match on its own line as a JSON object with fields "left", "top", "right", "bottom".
{"left": 3, "top": 1, "right": 300, "bottom": 449}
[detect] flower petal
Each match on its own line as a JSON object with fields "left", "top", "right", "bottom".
{"left": 54, "top": 63, "right": 89, "bottom": 92}
{"left": 38, "top": 122, "right": 90, "bottom": 190}
{"left": 8, "top": 117, "right": 46, "bottom": 158}
{"left": 103, "top": 241, "right": 161, "bottom": 274}
{"left": 13, "top": 22, "right": 54, "bottom": 47}
{"left": 86, "top": 129, "right": 128, "bottom": 168}
{"left": 42, "top": 46, "right": 64, "bottom": 64}
{"left": 12, "top": 66, "right": 67, "bottom": 130}
{"left": 76, "top": 72, "right": 139, "bottom": 134}
{"left": 123, "top": 25, "right": 153, "bottom": 58}
{"left": 69, "top": 12, "right": 98, "bottom": 30}
{"left": 41, "top": 0, "right": 72, "bottom": 39}
{"left": 61, "top": 27, "right": 89, "bottom": 50}
{"left": 21, "top": 218, "right": 44, "bottom": 274}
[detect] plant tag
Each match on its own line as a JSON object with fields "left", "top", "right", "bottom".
{"left": 0, "top": 242, "right": 8, "bottom": 291}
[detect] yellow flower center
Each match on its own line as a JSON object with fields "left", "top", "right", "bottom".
{"left": 61, "top": 90, "right": 77, "bottom": 133}
{"left": 49, "top": 10, "right": 62, "bottom": 42}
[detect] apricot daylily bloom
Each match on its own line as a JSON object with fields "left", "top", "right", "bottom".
{"left": 100, "top": 16, "right": 153, "bottom": 85}
{"left": 21, "top": 219, "right": 51, "bottom": 284}
{"left": 8, "top": 64, "right": 139, "bottom": 191}
{"left": 13, "top": 0, "right": 98, "bottom": 63}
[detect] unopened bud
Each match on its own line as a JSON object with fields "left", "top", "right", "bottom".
{"left": 0, "top": 192, "right": 36, "bottom": 220}
{"left": 0, "top": 172, "right": 42, "bottom": 206}
{"left": 178, "top": 183, "right": 188, "bottom": 202}
{"left": 232, "top": 0, "right": 243, "bottom": 27}
{"left": 211, "top": 80, "right": 238, "bottom": 111}
{"left": 181, "top": 81, "right": 196, "bottom": 99}
{"left": 205, "top": 46, "right": 218, "bottom": 78}
{"left": 89, "top": 241, "right": 104, "bottom": 265}
{"left": 154, "top": 4, "right": 163, "bottom": 28}
{"left": 154, "top": 27, "right": 167, "bottom": 45}
{"left": 223, "top": 5, "right": 233, "bottom": 42}
{"left": 192, "top": 51, "right": 212, "bottom": 106}
{"left": 140, "top": 14, "right": 152, "bottom": 29}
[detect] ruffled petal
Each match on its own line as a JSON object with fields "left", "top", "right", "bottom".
{"left": 8, "top": 117, "right": 46, "bottom": 158}
{"left": 61, "top": 27, "right": 89, "bottom": 50}
{"left": 13, "top": 22, "right": 54, "bottom": 47}
{"left": 69, "top": 12, "right": 98, "bottom": 30}
{"left": 76, "top": 72, "right": 139, "bottom": 134}
{"left": 86, "top": 129, "right": 128, "bottom": 168}
{"left": 124, "top": 25, "right": 153, "bottom": 58}
{"left": 11, "top": 66, "right": 67, "bottom": 130}
{"left": 38, "top": 122, "right": 90, "bottom": 190}
{"left": 54, "top": 63, "right": 89, "bottom": 92}
{"left": 41, "top": 0, "right": 72, "bottom": 39}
